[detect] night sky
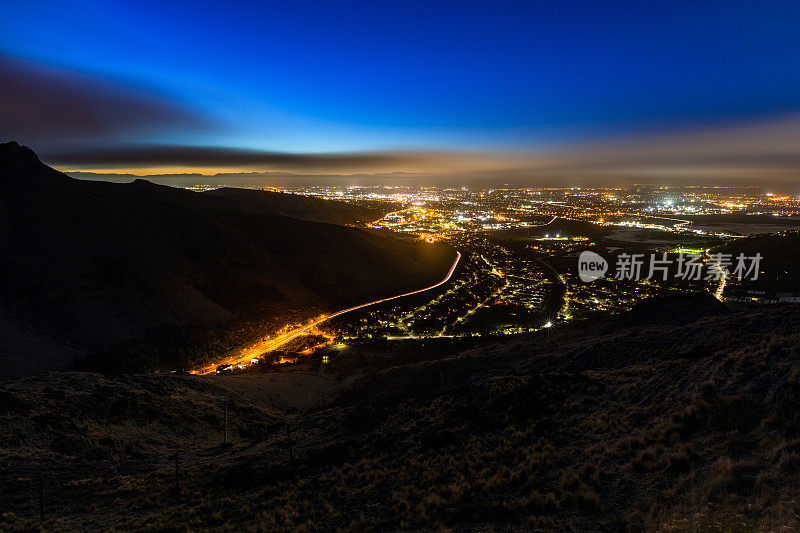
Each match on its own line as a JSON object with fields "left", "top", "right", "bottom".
{"left": 1, "top": 1, "right": 799, "bottom": 181}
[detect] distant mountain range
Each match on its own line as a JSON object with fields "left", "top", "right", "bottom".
{"left": 0, "top": 142, "right": 454, "bottom": 380}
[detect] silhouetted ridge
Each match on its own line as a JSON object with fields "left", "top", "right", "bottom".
{"left": 0, "top": 142, "right": 454, "bottom": 378}
{"left": 0, "top": 141, "right": 68, "bottom": 189}
{"left": 0, "top": 141, "right": 38, "bottom": 165}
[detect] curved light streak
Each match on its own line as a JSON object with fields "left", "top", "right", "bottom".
{"left": 192, "top": 251, "right": 461, "bottom": 374}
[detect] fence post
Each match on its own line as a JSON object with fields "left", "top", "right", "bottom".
{"left": 285, "top": 423, "right": 294, "bottom": 464}
{"left": 38, "top": 471, "right": 45, "bottom": 523}
{"left": 173, "top": 453, "right": 180, "bottom": 495}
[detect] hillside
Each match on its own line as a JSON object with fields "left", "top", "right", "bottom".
{"left": 0, "top": 142, "right": 454, "bottom": 379}
{"left": 716, "top": 230, "right": 800, "bottom": 295}
{"left": 205, "top": 186, "right": 388, "bottom": 225}
{"left": 2, "top": 295, "right": 800, "bottom": 530}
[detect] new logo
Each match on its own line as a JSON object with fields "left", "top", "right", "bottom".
{"left": 578, "top": 250, "right": 608, "bottom": 282}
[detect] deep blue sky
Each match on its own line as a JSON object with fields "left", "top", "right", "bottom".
{"left": 2, "top": 0, "right": 799, "bottom": 166}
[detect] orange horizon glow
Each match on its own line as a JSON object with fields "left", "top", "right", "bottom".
{"left": 58, "top": 167, "right": 392, "bottom": 177}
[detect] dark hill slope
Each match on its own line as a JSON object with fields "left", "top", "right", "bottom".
{"left": 70, "top": 175, "right": 391, "bottom": 226}
{"left": 716, "top": 229, "right": 800, "bottom": 294}
{"left": 0, "top": 142, "right": 454, "bottom": 376}
{"left": 205, "top": 186, "right": 388, "bottom": 225}
{"left": 2, "top": 297, "right": 800, "bottom": 530}
{"left": 614, "top": 290, "right": 729, "bottom": 327}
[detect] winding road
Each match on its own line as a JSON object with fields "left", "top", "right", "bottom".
{"left": 191, "top": 251, "right": 461, "bottom": 375}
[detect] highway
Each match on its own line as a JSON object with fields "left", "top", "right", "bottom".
{"left": 191, "top": 251, "right": 461, "bottom": 375}
{"left": 707, "top": 249, "right": 729, "bottom": 300}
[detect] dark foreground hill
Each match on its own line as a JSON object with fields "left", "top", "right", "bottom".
{"left": 0, "top": 142, "right": 454, "bottom": 379}
{"left": 1, "top": 296, "right": 799, "bottom": 530}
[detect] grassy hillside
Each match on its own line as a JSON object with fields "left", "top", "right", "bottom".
{"left": 2, "top": 294, "right": 800, "bottom": 530}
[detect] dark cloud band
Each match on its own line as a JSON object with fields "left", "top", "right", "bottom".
{"left": 0, "top": 54, "right": 209, "bottom": 144}
{"left": 42, "top": 144, "right": 442, "bottom": 171}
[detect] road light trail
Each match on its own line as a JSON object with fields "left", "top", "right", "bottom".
{"left": 191, "top": 251, "right": 461, "bottom": 375}
{"left": 322, "top": 251, "right": 461, "bottom": 320}
{"left": 537, "top": 215, "right": 558, "bottom": 226}
{"left": 706, "top": 249, "right": 728, "bottom": 301}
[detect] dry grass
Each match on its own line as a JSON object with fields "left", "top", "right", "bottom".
{"left": 3, "top": 301, "right": 800, "bottom": 530}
